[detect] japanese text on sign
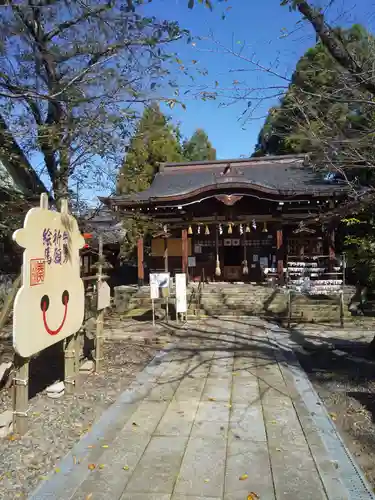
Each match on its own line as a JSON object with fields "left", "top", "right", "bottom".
{"left": 43, "top": 228, "right": 69, "bottom": 265}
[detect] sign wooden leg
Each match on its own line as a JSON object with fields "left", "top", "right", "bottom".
{"left": 95, "top": 309, "right": 104, "bottom": 373}
{"left": 152, "top": 299, "right": 155, "bottom": 327}
{"left": 287, "top": 290, "right": 292, "bottom": 329}
{"left": 13, "top": 353, "right": 29, "bottom": 436}
{"left": 74, "top": 332, "right": 81, "bottom": 389}
{"left": 64, "top": 335, "right": 75, "bottom": 394}
{"left": 340, "top": 291, "right": 344, "bottom": 328}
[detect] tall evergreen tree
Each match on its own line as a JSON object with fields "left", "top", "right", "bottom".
{"left": 182, "top": 129, "right": 216, "bottom": 162}
{"left": 253, "top": 25, "right": 374, "bottom": 164}
{"left": 118, "top": 104, "right": 183, "bottom": 194}
{"left": 117, "top": 104, "right": 183, "bottom": 259}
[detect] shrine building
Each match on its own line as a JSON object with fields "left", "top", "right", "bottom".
{"left": 101, "top": 154, "right": 349, "bottom": 284}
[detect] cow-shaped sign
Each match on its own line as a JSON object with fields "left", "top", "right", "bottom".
{"left": 13, "top": 194, "right": 85, "bottom": 357}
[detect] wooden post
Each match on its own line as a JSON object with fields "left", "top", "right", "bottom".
{"left": 328, "top": 228, "right": 335, "bottom": 271}
{"left": 95, "top": 235, "right": 104, "bottom": 373}
{"left": 182, "top": 229, "right": 188, "bottom": 275}
{"left": 74, "top": 332, "right": 81, "bottom": 389}
{"left": 287, "top": 290, "right": 292, "bottom": 328}
{"left": 339, "top": 291, "right": 344, "bottom": 328}
{"left": 137, "top": 237, "right": 144, "bottom": 286}
{"left": 13, "top": 354, "right": 29, "bottom": 436}
{"left": 64, "top": 335, "right": 76, "bottom": 394}
{"left": 276, "top": 228, "right": 284, "bottom": 284}
{"left": 164, "top": 237, "right": 168, "bottom": 272}
{"left": 163, "top": 236, "right": 169, "bottom": 322}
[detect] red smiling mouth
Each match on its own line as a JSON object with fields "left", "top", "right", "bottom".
{"left": 40, "top": 291, "right": 69, "bottom": 336}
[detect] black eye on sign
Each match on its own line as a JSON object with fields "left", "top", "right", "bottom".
{"left": 40, "top": 290, "right": 69, "bottom": 311}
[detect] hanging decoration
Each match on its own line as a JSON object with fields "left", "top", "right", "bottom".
{"left": 188, "top": 225, "right": 193, "bottom": 235}
{"left": 219, "top": 224, "right": 223, "bottom": 235}
{"left": 215, "top": 255, "right": 221, "bottom": 277}
{"left": 197, "top": 224, "right": 201, "bottom": 235}
{"left": 239, "top": 224, "right": 244, "bottom": 235}
{"left": 245, "top": 223, "right": 251, "bottom": 233}
{"left": 262, "top": 222, "right": 268, "bottom": 233}
{"left": 242, "top": 259, "right": 249, "bottom": 275}
{"left": 252, "top": 219, "right": 257, "bottom": 230}
{"left": 228, "top": 223, "right": 233, "bottom": 235}
{"left": 205, "top": 225, "right": 210, "bottom": 235}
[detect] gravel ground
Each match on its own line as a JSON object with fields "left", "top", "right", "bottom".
{"left": 0, "top": 335, "right": 157, "bottom": 499}
{"left": 296, "top": 332, "right": 375, "bottom": 489}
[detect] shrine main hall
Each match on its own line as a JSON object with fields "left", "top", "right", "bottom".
{"left": 102, "top": 154, "right": 349, "bottom": 284}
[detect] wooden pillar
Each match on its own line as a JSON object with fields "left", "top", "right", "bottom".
{"left": 164, "top": 237, "right": 168, "bottom": 272}
{"left": 276, "top": 228, "right": 284, "bottom": 283}
{"left": 137, "top": 237, "right": 144, "bottom": 285}
{"left": 328, "top": 228, "right": 335, "bottom": 271}
{"left": 182, "top": 229, "right": 188, "bottom": 275}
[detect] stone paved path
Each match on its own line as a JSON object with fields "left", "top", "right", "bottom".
{"left": 29, "top": 318, "right": 375, "bottom": 500}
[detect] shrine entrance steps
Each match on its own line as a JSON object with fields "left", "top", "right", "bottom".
{"left": 113, "top": 283, "right": 365, "bottom": 326}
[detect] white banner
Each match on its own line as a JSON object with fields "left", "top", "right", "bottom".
{"left": 175, "top": 273, "right": 187, "bottom": 313}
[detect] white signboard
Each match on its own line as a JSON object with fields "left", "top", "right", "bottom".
{"left": 150, "top": 272, "right": 170, "bottom": 299}
{"left": 98, "top": 281, "right": 111, "bottom": 310}
{"left": 12, "top": 195, "right": 85, "bottom": 357}
{"left": 188, "top": 256, "right": 196, "bottom": 267}
{"left": 175, "top": 273, "right": 187, "bottom": 313}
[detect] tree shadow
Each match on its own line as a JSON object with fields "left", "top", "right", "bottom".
{"left": 29, "top": 342, "right": 65, "bottom": 398}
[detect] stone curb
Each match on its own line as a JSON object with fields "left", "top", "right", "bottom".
{"left": 28, "top": 344, "right": 176, "bottom": 500}
{"left": 268, "top": 326, "right": 375, "bottom": 500}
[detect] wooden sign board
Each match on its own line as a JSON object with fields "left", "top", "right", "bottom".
{"left": 12, "top": 195, "right": 85, "bottom": 358}
{"left": 97, "top": 281, "right": 111, "bottom": 310}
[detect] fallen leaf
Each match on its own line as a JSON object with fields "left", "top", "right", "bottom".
{"left": 86, "top": 494, "right": 93, "bottom": 500}
{"left": 330, "top": 413, "right": 337, "bottom": 421}
{"left": 132, "top": 422, "right": 138, "bottom": 427}
{"left": 204, "top": 478, "right": 210, "bottom": 483}
{"left": 208, "top": 397, "right": 216, "bottom": 401}
{"left": 239, "top": 473, "right": 248, "bottom": 480}
{"left": 270, "top": 420, "right": 277, "bottom": 424}
{"left": 248, "top": 492, "right": 260, "bottom": 500}
{"left": 99, "top": 464, "right": 105, "bottom": 469}
{"left": 88, "top": 464, "right": 96, "bottom": 471}
{"left": 39, "top": 476, "right": 47, "bottom": 480}
{"left": 87, "top": 445, "right": 94, "bottom": 449}
{"left": 123, "top": 465, "right": 130, "bottom": 471}
{"left": 101, "top": 445, "right": 109, "bottom": 448}
{"left": 54, "top": 468, "right": 60, "bottom": 473}
{"left": 73, "top": 456, "right": 77, "bottom": 465}
{"left": 232, "top": 372, "right": 238, "bottom": 376}
{"left": 276, "top": 448, "right": 282, "bottom": 452}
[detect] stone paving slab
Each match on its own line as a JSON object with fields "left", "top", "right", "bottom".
{"left": 28, "top": 318, "right": 375, "bottom": 500}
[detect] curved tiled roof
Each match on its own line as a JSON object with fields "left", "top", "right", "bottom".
{"left": 103, "top": 155, "right": 349, "bottom": 207}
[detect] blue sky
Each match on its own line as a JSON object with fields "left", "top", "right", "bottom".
{"left": 145, "top": 0, "right": 375, "bottom": 159}
{"left": 26, "top": 0, "right": 375, "bottom": 205}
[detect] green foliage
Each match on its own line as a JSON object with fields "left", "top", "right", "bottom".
{"left": 182, "top": 128, "right": 216, "bottom": 162}
{"left": 117, "top": 103, "right": 183, "bottom": 258}
{"left": 118, "top": 103, "right": 183, "bottom": 194}
{"left": 253, "top": 24, "right": 375, "bottom": 168}
{"left": 343, "top": 215, "right": 375, "bottom": 286}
